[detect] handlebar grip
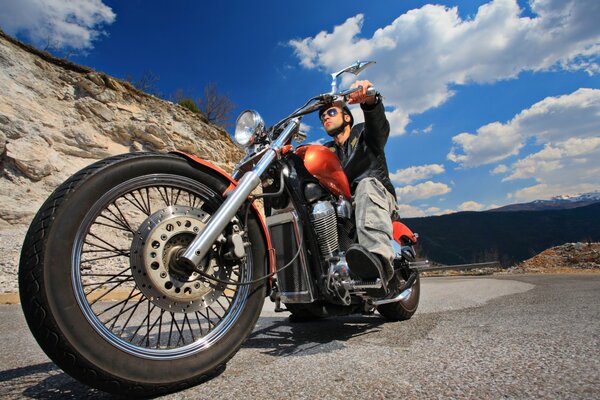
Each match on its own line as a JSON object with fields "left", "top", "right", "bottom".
{"left": 365, "top": 86, "right": 378, "bottom": 97}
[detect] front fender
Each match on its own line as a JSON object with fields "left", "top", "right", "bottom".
{"left": 170, "top": 151, "right": 276, "bottom": 277}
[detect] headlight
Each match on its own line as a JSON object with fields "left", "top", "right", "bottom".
{"left": 234, "top": 110, "right": 264, "bottom": 147}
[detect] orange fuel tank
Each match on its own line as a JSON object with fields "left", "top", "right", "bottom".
{"left": 295, "top": 145, "right": 351, "bottom": 200}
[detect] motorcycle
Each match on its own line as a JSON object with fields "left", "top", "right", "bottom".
{"left": 18, "top": 60, "right": 420, "bottom": 396}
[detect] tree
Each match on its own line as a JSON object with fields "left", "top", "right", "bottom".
{"left": 174, "top": 89, "right": 201, "bottom": 114}
{"left": 197, "top": 83, "right": 235, "bottom": 128}
{"left": 173, "top": 84, "right": 235, "bottom": 128}
{"left": 125, "top": 71, "right": 162, "bottom": 97}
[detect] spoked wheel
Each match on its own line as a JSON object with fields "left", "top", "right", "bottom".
{"left": 19, "top": 153, "right": 267, "bottom": 396}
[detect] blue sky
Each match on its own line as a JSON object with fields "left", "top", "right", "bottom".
{"left": 1, "top": 0, "right": 599, "bottom": 216}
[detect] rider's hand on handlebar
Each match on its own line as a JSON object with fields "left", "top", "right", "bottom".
{"left": 347, "top": 80, "right": 376, "bottom": 105}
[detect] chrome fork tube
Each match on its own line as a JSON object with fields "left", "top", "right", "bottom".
{"left": 179, "top": 119, "right": 299, "bottom": 268}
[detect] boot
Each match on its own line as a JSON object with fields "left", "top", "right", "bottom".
{"left": 346, "top": 244, "right": 392, "bottom": 283}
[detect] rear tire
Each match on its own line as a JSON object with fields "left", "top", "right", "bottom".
{"left": 377, "top": 275, "right": 420, "bottom": 321}
{"left": 19, "top": 153, "right": 266, "bottom": 396}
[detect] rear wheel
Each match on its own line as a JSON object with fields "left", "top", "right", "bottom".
{"left": 19, "top": 153, "right": 266, "bottom": 396}
{"left": 377, "top": 273, "right": 420, "bottom": 321}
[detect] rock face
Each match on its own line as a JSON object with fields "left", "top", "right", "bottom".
{"left": 0, "top": 31, "right": 244, "bottom": 293}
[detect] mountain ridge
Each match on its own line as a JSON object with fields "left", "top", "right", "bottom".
{"left": 488, "top": 191, "right": 600, "bottom": 212}
{"left": 404, "top": 202, "right": 600, "bottom": 267}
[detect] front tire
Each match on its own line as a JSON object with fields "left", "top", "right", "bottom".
{"left": 19, "top": 153, "right": 266, "bottom": 396}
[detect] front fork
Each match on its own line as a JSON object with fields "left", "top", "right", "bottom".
{"left": 179, "top": 119, "right": 300, "bottom": 269}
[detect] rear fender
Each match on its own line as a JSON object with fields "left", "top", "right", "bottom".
{"left": 393, "top": 221, "right": 417, "bottom": 246}
{"left": 170, "top": 151, "right": 275, "bottom": 277}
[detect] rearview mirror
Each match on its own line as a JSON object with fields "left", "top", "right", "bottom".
{"left": 330, "top": 60, "right": 376, "bottom": 93}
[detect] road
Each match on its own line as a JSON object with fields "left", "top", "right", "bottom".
{"left": 1, "top": 274, "right": 599, "bottom": 399}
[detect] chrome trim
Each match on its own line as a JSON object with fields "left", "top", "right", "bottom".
{"left": 71, "top": 174, "right": 253, "bottom": 360}
{"left": 180, "top": 119, "right": 300, "bottom": 267}
{"left": 350, "top": 279, "right": 383, "bottom": 290}
{"left": 336, "top": 197, "right": 352, "bottom": 220}
{"left": 372, "top": 287, "right": 413, "bottom": 306}
{"left": 311, "top": 200, "right": 335, "bottom": 219}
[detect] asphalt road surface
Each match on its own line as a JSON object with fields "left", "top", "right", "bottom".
{"left": 1, "top": 274, "right": 598, "bottom": 399}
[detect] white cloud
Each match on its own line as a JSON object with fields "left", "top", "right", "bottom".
{"left": 422, "top": 124, "right": 434, "bottom": 134}
{"left": 503, "top": 137, "right": 600, "bottom": 181}
{"left": 396, "top": 204, "right": 427, "bottom": 218}
{"left": 385, "top": 109, "right": 411, "bottom": 136}
{"left": 0, "top": 0, "right": 115, "bottom": 50}
{"left": 290, "top": 0, "right": 600, "bottom": 136}
{"left": 503, "top": 137, "right": 600, "bottom": 201}
{"left": 447, "top": 122, "right": 523, "bottom": 167}
{"left": 395, "top": 181, "right": 451, "bottom": 203}
{"left": 397, "top": 204, "right": 455, "bottom": 217}
{"left": 390, "top": 164, "right": 445, "bottom": 185}
{"left": 510, "top": 182, "right": 600, "bottom": 202}
{"left": 300, "top": 122, "right": 312, "bottom": 135}
{"left": 458, "top": 201, "right": 485, "bottom": 212}
{"left": 448, "top": 88, "right": 600, "bottom": 201}
{"left": 449, "top": 88, "right": 600, "bottom": 167}
{"left": 491, "top": 164, "right": 508, "bottom": 174}
{"left": 517, "top": 88, "right": 600, "bottom": 144}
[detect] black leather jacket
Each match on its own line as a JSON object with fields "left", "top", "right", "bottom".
{"left": 325, "top": 99, "right": 396, "bottom": 199}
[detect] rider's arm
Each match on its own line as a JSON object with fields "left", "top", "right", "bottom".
{"left": 361, "top": 98, "right": 390, "bottom": 152}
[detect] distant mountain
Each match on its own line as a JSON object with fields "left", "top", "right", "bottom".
{"left": 403, "top": 202, "right": 600, "bottom": 267}
{"left": 489, "top": 191, "right": 600, "bottom": 212}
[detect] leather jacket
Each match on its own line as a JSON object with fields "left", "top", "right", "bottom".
{"left": 325, "top": 99, "right": 396, "bottom": 199}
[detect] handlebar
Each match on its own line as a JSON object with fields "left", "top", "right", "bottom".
{"left": 271, "top": 85, "right": 381, "bottom": 134}
{"left": 338, "top": 85, "right": 378, "bottom": 99}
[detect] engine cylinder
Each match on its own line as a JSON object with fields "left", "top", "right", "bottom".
{"left": 310, "top": 201, "right": 339, "bottom": 258}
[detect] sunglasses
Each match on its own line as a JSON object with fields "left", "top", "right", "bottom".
{"left": 320, "top": 108, "right": 339, "bottom": 122}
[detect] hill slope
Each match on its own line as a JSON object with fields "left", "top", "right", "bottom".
{"left": 404, "top": 202, "right": 600, "bottom": 266}
{"left": 0, "top": 31, "right": 243, "bottom": 292}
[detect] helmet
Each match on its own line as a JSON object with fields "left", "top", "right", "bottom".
{"left": 319, "top": 102, "right": 354, "bottom": 128}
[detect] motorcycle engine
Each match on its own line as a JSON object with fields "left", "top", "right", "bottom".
{"left": 310, "top": 201, "right": 339, "bottom": 258}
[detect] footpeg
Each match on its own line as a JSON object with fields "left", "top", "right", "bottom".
{"left": 350, "top": 279, "right": 383, "bottom": 290}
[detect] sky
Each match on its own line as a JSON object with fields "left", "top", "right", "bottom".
{"left": 1, "top": 0, "right": 599, "bottom": 217}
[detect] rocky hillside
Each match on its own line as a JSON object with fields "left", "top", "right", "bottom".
{"left": 511, "top": 242, "right": 600, "bottom": 273}
{"left": 0, "top": 31, "right": 243, "bottom": 293}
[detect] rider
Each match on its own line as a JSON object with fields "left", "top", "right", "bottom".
{"left": 319, "top": 80, "right": 397, "bottom": 285}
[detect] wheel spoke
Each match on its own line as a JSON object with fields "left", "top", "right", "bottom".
{"left": 73, "top": 176, "right": 254, "bottom": 358}
{"left": 84, "top": 267, "right": 131, "bottom": 298}
{"left": 123, "top": 190, "right": 152, "bottom": 216}
{"left": 82, "top": 278, "right": 134, "bottom": 287}
{"left": 157, "top": 186, "right": 172, "bottom": 207}
{"left": 94, "top": 203, "right": 135, "bottom": 233}
{"left": 118, "top": 295, "right": 147, "bottom": 336}
{"left": 84, "top": 232, "right": 130, "bottom": 258}
{"left": 87, "top": 276, "right": 135, "bottom": 305}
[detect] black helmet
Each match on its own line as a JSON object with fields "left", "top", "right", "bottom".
{"left": 319, "top": 102, "right": 354, "bottom": 127}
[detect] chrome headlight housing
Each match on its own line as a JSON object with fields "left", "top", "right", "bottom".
{"left": 234, "top": 110, "right": 264, "bottom": 147}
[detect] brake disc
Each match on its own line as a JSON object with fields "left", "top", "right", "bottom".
{"left": 130, "top": 205, "right": 230, "bottom": 312}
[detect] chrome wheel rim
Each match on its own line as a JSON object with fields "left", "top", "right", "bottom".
{"left": 72, "top": 174, "right": 251, "bottom": 360}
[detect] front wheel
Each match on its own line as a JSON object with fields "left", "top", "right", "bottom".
{"left": 19, "top": 153, "right": 266, "bottom": 396}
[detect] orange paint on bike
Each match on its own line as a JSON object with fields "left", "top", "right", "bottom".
{"left": 393, "top": 221, "right": 417, "bottom": 245}
{"left": 295, "top": 144, "right": 351, "bottom": 200}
